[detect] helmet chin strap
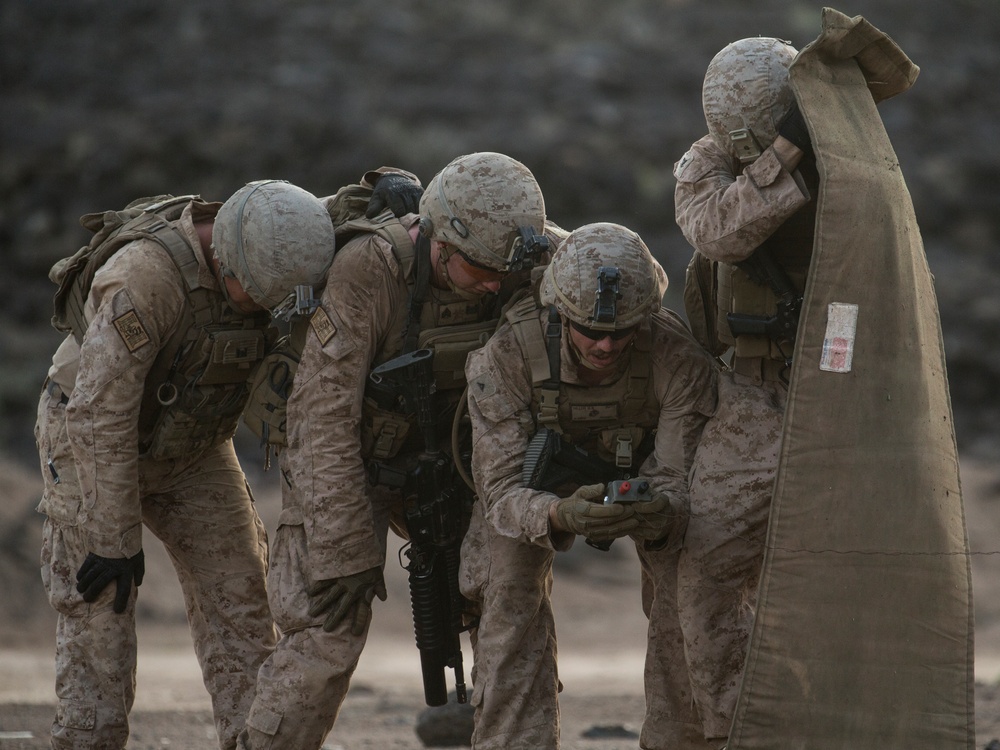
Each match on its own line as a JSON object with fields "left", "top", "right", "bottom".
{"left": 210, "top": 247, "right": 239, "bottom": 309}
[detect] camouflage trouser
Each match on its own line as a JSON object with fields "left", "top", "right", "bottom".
{"left": 460, "top": 501, "right": 712, "bottom": 750}
{"left": 237, "top": 484, "right": 397, "bottom": 750}
{"left": 459, "top": 502, "right": 559, "bottom": 750}
{"left": 36, "top": 387, "right": 275, "bottom": 750}
{"left": 637, "top": 546, "right": 719, "bottom": 750}
{"left": 678, "top": 370, "right": 786, "bottom": 741}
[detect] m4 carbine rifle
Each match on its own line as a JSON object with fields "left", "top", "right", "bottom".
{"left": 726, "top": 245, "right": 802, "bottom": 343}
{"left": 369, "top": 349, "right": 468, "bottom": 707}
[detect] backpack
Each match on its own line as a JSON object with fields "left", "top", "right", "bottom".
{"left": 49, "top": 194, "right": 197, "bottom": 342}
{"left": 682, "top": 249, "right": 729, "bottom": 358}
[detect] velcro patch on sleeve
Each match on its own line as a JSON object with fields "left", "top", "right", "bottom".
{"left": 469, "top": 372, "right": 497, "bottom": 400}
{"left": 112, "top": 310, "right": 151, "bottom": 352}
{"left": 310, "top": 306, "right": 336, "bottom": 346}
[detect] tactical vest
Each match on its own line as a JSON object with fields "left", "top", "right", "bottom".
{"left": 506, "top": 295, "right": 661, "bottom": 470}
{"left": 363, "top": 224, "right": 502, "bottom": 464}
{"left": 243, "top": 212, "right": 415, "bottom": 457}
{"left": 715, "top": 157, "right": 819, "bottom": 360}
{"left": 49, "top": 195, "right": 271, "bottom": 461}
{"left": 243, "top": 212, "right": 501, "bottom": 466}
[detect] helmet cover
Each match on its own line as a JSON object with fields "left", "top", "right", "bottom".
{"left": 703, "top": 37, "right": 798, "bottom": 162}
{"left": 539, "top": 222, "right": 668, "bottom": 330}
{"left": 212, "top": 180, "right": 335, "bottom": 309}
{"left": 418, "top": 152, "right": 545, "bottom": 271}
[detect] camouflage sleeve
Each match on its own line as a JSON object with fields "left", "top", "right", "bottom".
{"left": 673, "top": 134, "right": 811, "bottom": 264}
{"left": 641, "top": 315, "right": 720, "bottom": 505}
{"left": 465, "top": 328, "right": 570, "bottom": 550}
{"left": 284, "top": 233, "right": 407, "bottom": 579}
{"left": 65, "top": 243, "right": 186, "bottom": 558}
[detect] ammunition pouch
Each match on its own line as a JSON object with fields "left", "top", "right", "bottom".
{"left": 146, "top": 323, "right": 268, "bottom": 461}
{"left": 416, "top": 319, "right": 498, "bottom": 392}
{"left": 243, "top": 339, "right": 299, "bottom": 448}
{"left": 361, "top": 396, "right": 414, "bottom": 461}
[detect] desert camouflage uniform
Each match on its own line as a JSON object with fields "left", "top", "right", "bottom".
{"left": 238, "top": 216, "right": 510, "bottom": 748}
{"left": 673, "top": 133, "right": 817, "bottom": 740}
{"left": 35, "top": 202, "right": 276, "bottom": 750}
{"left": 462, "top": 307, "right": 718, "bottom": 750}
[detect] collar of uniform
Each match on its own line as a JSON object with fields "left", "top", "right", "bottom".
{"left": 178, "top": 201, "right": 223, "bottom": 291}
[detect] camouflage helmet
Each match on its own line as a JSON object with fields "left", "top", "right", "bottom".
{"left": 702, "top": 37, "right": 798, "bottom": 164}
{"left": 539, "top": 222, "right": 668, "bottom": 331}
{"left": 418, "top": 152, "right": 545, "bottom": 271}
{"left": 212, "top": 180, "right": 335, "bottom": 309}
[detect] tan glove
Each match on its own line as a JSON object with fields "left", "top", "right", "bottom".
{"left": 631, "top": 493, "right": 689, "bottom": 552}
{"left": 551, "top": 483, "right": 639, "bottom": 542}
{"left": 307, "top": 566, "right": 388, "bottom": 636}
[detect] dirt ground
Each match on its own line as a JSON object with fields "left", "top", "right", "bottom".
{"left": 1, "top": 456, "right": 999, "bottom": 749}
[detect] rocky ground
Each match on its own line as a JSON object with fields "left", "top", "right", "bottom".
{"left": 1, "top": 455, "right": 999, "bottom": 748}
{"left": 1, "top": 1, "right": 999, "bottom": 748}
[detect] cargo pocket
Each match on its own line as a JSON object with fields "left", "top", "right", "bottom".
{"left": 56, "top": 698, "right": 96, "bottom": 731}
{"left": 245, "top": 703, "right": 283, "bottom": 743}
{"left": 266, "top": 506, "right": 314, "bottom": 631}
{"left": 36, "top": 385, "right": 82, "bottom": 525}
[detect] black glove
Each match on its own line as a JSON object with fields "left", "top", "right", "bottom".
{"left": 777, "top": 103, "right": 811, "bottom": 154}
{"left": 307, "top": 567, "right": 388, "bottom": 636}
{"left": 366, "top": 173, "right": 423, "bottom": 219}
{"left": 76, "top": 550, "right": 145, "bottom": 614}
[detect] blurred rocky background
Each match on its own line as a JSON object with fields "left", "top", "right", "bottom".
{"left": 3, "top": 0, "right": 999, "bottom": 460}
{"left": 1, "top": 0, "right": 998, "bottom": 662}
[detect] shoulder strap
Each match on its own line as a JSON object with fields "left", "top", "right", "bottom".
{"left": 506, "top": 295, "right": 551, "bottom": 383}
{"left": 506, "top": 297, "right": 563, "bottom": 432}
{"left": 51, "top": 196, "right": 199, "bottom": 342}
{"left": 403, "top": 233, "right": 431, "bottom": 353}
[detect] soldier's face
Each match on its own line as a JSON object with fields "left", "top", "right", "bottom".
{"left": 434, "top": 242, "right": 505, "bottom": 295}
{"left": 224, "top": 277, "right": 265, "bottom": 314}
{"left": 210, "top": 252, "right": 265, "bottom": 314}
{"left": 568, "top": 323, "right": 636, "bottom": 372}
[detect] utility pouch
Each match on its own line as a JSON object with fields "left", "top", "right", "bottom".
{"left": 147, "top": 399, "right": 241, "bottom": 461}
{"left": 599, "top": 426, "right": 646, "bottom": 469}
{"left": 197, "top": 328, "right": 267, "bottom": 385}
{"left": 360, "top": 396, "right": 413, "bottom": 461}
{"left": 417, "top": 319, "right": 497, "bottom": 392}
{"left": 243, "top": 341, "right": 299, "bottom": 448}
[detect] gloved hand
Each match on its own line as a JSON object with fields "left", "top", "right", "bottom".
{"left": 75, "top": 550, "right": 145, "bottom": 614}
{"left": 366, "top": 173, "right": 424, "bottom": 219}
{"left": 631, "top": 494, "right": 689, "bottom": 552}
{"left": 777, "top": 103, "right": 811, "bottom": 154}
{"left": 552, "top": 483, "right": 639, "bottom": 542}
{"left": 307, "top": 567, "right": 388, "bottom": 636}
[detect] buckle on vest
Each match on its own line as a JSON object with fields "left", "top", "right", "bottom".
{"left": 536, "top": 388, "right": 560, "bottom": 428}
{"left": 615, "top": 433, "right": 633, "bottom": 468}
{"left": 373, "top": 423, "right": 398, "bottom": 460}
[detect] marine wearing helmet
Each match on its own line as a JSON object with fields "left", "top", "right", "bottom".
{"left": 702, "top": 37, "right": 798, "bottom": 164}
{"left": 540, "top": 221, "right": 668, "bottom": 333}
{"left": 418, "top": 151, "right": 546, "bottom": 292}
{"left": 213, "top": 179, "right": 336, "bottom": 310}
